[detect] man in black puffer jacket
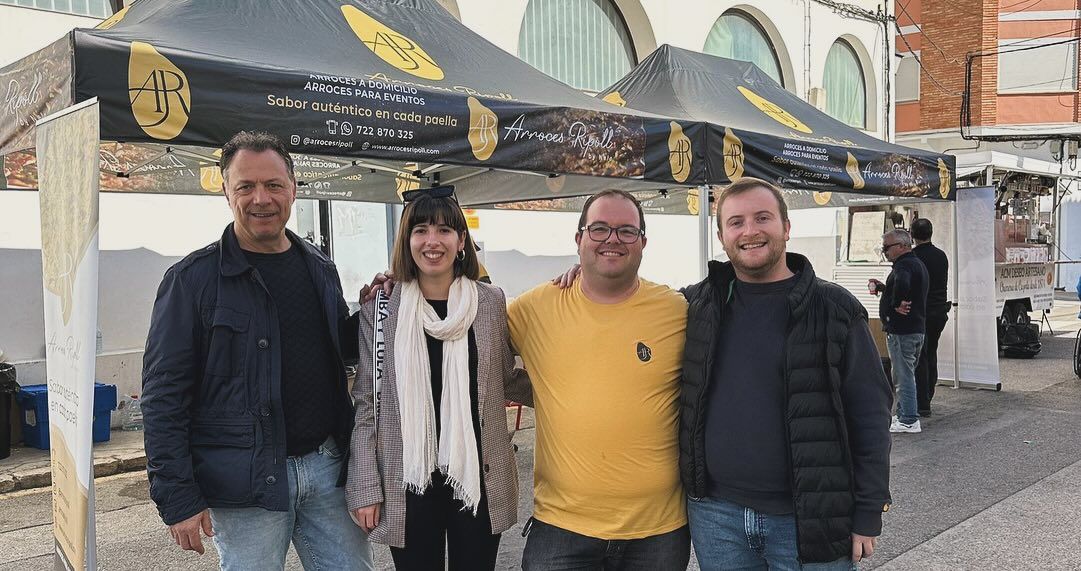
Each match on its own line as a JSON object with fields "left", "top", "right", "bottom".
{"left": 681, "top": 178, "right": 893, "bottom": 568}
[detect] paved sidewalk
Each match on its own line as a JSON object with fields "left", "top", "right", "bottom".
{"left": 0, "top": 430, "right": 146, "bottom": 493}
{"left": 0, "top": 406, "right": 534, "bottom": 494}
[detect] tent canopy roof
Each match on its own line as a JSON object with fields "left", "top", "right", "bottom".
{"left": 599, "top": 45, "right": 957, "bottom": 203}
{"left": 1, "top": 0, "right": 692, "bottom": 204}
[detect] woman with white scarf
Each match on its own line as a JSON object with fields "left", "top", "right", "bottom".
{"left": 347, "top": 188, "right": 530, "bottom": 570}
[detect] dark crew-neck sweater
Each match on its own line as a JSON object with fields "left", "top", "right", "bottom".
{"left": 244, "top": 246, "right": 338, "bottom": 457}
{"left": 705, "top": 273, "right": 799, "bottom": 514}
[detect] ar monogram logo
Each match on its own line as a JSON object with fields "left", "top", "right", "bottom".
{"left": 199, "top": 149, "right": 224, "bottom": 193}
{"left": 737, "top": 86, "right": 812, "bottom": 134}
{"left": 342, "top": 5, "right": 444, "bottom": 80}
{"left": 602, "top": 92, "right": 627, "bottom": 107}
{"left": 668, "top": 122, "right": 692, "bottom": 183}
{"left": 636, "top": 342, "right": 652, "bottom": 363}
{"left": 96, "top": 5, "right": 129, "bottom": 29}
{"left": 937, "top": 159, "right": 950, "bottom": 199}
{"left": 467, "top": 96, "right": 498, "bottom": 161}
{"left": 128, "top": 42, "right": 190, "bottom": 140}
{"left": 846, "top": 152, "right": 865, "bottom": 190}
{"left": 812, "top": 192, "right": 832, "bottom": 206}
{"left": 723, "top": 127, "right": 745, "bottom": 179}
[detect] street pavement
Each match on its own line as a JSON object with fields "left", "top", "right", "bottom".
{"left": 1, "top": 298, "right": 1079, "bottom": 569}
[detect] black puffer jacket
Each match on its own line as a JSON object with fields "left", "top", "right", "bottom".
{"left": 680, "top": 254, "right": 893, "bottom": 563}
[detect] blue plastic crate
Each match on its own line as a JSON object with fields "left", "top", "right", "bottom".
{"left": 15, "top": 383, "right": 118, "bottom": 450}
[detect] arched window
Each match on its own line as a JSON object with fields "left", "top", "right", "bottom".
{"left": 703, "top": 10, "right": 783, "bottom": 86}
{"left": 824, "top": 40, "right": 866, "bottom": 128}
{"left": 518, "top": 0, "right": 636, "bottom": 92}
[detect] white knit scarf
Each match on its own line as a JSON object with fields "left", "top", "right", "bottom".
{"left": 395, "top": 277, "right": 481, "bottom": 513}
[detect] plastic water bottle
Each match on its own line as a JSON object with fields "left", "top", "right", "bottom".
{"left": 122, "top": 395, "right": 143, "bottom": 431}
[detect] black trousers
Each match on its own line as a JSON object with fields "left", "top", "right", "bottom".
{"left": 916, "top": 313, "right": 949, "bottom": 412}
{"left": 390, "top": 472, "right": 501, "bottom": 570}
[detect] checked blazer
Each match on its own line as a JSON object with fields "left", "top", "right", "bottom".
{"left": 346, "top": 280, "right": 531, "bottom": 548}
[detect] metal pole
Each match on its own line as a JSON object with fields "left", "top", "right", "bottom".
{"left": 952, "top": 198, "right": 960, "bottom": 390}
{"left": 699, "top": 185, "right": 711, "bottom": 280}
{"left": 318, "top": 200, "right": 333, "bottom": 257}
{"left": 386, "top": 203, "right": 403, "bottom": 263}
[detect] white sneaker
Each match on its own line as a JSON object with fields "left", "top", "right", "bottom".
{"left": 890, "top": 418, "right": 922, "bottom": 433}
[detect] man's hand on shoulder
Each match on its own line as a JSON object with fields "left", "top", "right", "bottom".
{"left": 359, "top": 271, "right": 395, "bottom": 303}
{"left": 550, "top": 264, "right": 581, "bottom": 289}
{"left": 851, "top": 533, "right": 876, "bottom": 563}
{"left": 169, "top": 508, "right": 214, "bottom": 555}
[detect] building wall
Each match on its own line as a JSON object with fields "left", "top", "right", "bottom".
{"left": 0, "top": 0, "right": 892, "bottom": 400}
{"left": 895, "top": 0, "right": 1081, "bottom": 134}
{"left": 0, "top": 5, "right": 99, "bottom": 67}
{"left": 457, "top": 0, "right": 890, "bottom": 137}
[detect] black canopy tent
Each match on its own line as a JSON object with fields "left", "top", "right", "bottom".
{"left": 1, "top": 0, "right": 705, "bottom": 203}
{"left": 595, "top": 45, "right": 956, "bottom": 210}
{"left": 482, "top": 45, "right": 958, "bottom": 217}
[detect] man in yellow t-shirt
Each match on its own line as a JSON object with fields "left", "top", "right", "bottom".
{"left": 509, "top": 190, "right": 689, "bottom": 570}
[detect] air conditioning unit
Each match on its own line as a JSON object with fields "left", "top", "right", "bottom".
{"left": 808, "top": 87, "right": 827, "bottom": 111}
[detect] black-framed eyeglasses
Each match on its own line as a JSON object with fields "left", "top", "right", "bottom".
{"left": 881, "top": 242, "right": 901, "bottom": 253}
{"left": 579, "top": 223, "right": 645, "bottom": 244}
{"left": 402, "top": 185, "right": 456, "bottom": 203}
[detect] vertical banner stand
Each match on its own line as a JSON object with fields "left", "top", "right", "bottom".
{"left": 36, "top": 98, "right": 101, "bottom": 571}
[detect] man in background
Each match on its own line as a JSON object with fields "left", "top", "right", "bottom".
{"left": 911, "top": 218, "right": 949, "bottom": 417}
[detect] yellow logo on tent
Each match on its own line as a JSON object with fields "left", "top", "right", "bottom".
{"left": 342, "top": 5, "right": 444, "bottom": 81}
{"left": 846, "top": 152, "right": 865, "bottom": 190}
{"left": 467, "top": 97, "right": 498, "bottom": 161}
{"left": 128, "top": 42, "right": 190, "bottom": 140}
{"left": 395, "top": 163, "right": 421, "bottom": 199}
{"left": 737, "top": 86, "right": 812, "bottom": 134}
{"left": 812, "top": 192, "right": 831, "bottom": 206}
{"left": 687, "top": 188, "right": 700, "bottom": 215}
{"left": 668, "top": 122, "right": 692, "bottom": 183}
{"left": 723, "top": 128, "right": 745, "bottom": 180}
{"left": 937, "top": 159, "right": 950, "bottom": 199}
{"left": 97, "top": 5, "right": 129, "bottom": 29}
{"left": 602, "top": 92, "right": 627, "bottom": 107}
{"left": 200, "top": 149, "right": 224, "bottom": 193}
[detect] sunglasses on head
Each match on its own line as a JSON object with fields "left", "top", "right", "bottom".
{"left": 402, "top": 185, "right": 456, "bottom": 203}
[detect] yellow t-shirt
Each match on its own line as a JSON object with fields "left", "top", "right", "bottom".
{"left": 508, "top": 279, "right": 688, "bottom": 539}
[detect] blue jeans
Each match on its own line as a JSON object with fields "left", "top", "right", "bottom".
{"left": 687, "top": 497, "right": 855, "bottom": 571}
{"left": 521, "top": 517, "right": 690, "bottom": 570}
{"left": 209, "top": 437, "right": 374, "bottom": 570}
{"left": 887, "top": 333, "right": 924, "bottom": 424}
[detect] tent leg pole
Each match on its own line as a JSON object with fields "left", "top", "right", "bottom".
{"left": 699, "top": 185, "right": 710, "bottom": 280}
{"left": 387, "top": 203, "right": 402, "bottom": 262}
{"left": 953, "top": 200, "right": 960, "bottom": 390}
{"left": 319, "top": 200, "right": 333, "bottom": 257}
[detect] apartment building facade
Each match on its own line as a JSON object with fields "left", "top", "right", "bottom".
{"left": 894, "top": 0, "right": 1081, "bottom": 290}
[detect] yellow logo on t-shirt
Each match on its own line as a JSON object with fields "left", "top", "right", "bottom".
{"left": 636, "top": 342, "right": 652, "bottom": 362}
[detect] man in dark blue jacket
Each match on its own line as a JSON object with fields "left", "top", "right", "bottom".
{"left": 870, "top": 228, "right": 929, "bottom": 434}
{"left": 141, "top": 131, "right": 373, "bottom": 569}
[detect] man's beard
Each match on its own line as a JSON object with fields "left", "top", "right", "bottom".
{"left": 725, "top": 239, "right": 785, "bottom": 279}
